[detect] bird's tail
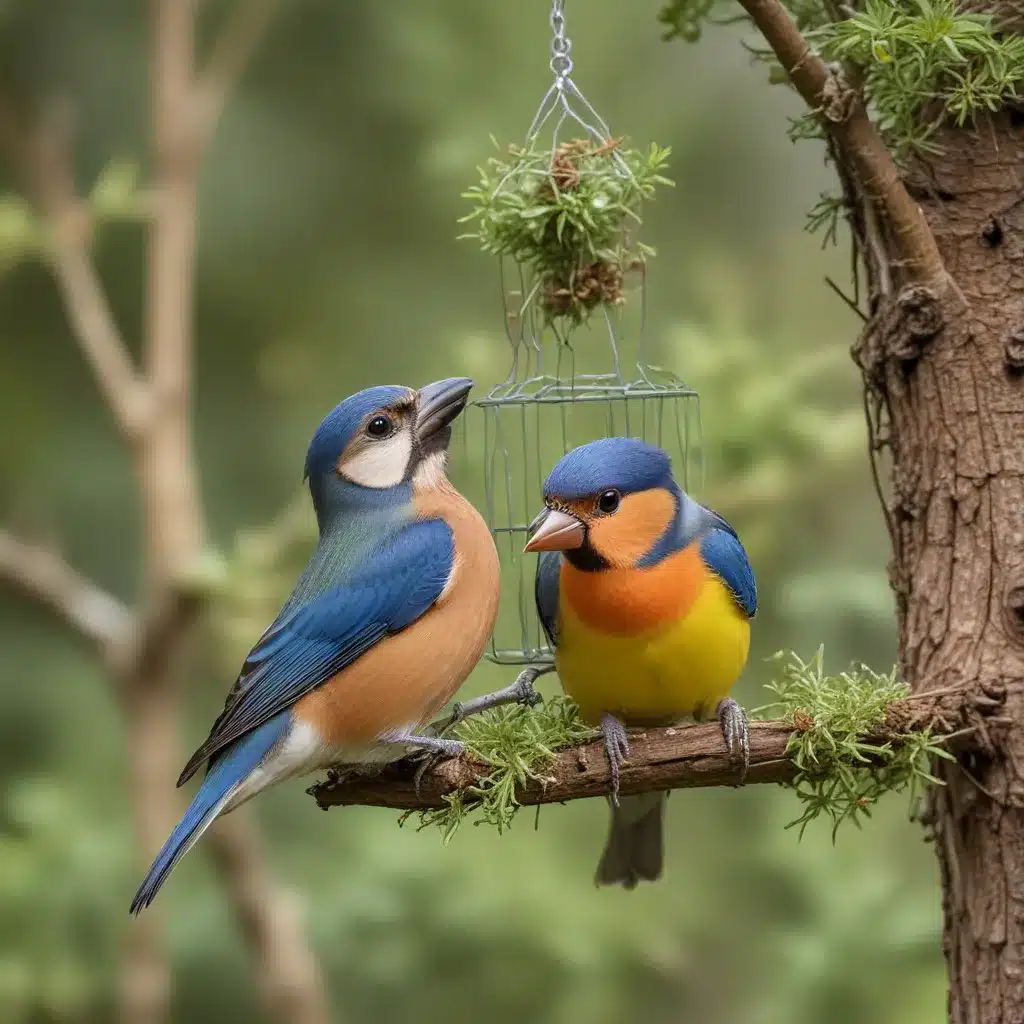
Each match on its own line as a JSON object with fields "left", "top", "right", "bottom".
{"left": 595, "top": 791, "right": 667, "bottom": 889}
{"left": 129, "top": 713, "right": 290, "bottom": 914}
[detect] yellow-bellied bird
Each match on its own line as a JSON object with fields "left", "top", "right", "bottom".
{"left": 524, "top": 438, "right": 756, "bottom": 889}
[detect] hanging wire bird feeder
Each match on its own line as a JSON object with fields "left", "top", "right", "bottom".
{"left": 459, "top": 0, "right": 703, "bottom": 666}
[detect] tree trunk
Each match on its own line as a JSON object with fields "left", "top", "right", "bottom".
{"left": 854, "top": 109, "right": 1024, "bottom": 1022}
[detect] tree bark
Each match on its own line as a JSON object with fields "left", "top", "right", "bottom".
{"left": 726, "top": 1, "right": 1024, "bottom": 1015}
{"left": 853, "top": 111, "right": 1024, "bottom": 1023}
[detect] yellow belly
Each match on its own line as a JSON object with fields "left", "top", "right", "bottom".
{"left": 557, "top": 577, "right": 750, "bottom": 726}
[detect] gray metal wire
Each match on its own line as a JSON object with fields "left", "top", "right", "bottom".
{"left": 464, "top": 0, "right": 704, "bottom": 665}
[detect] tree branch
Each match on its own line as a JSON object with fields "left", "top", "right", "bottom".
{"left": 311, "top": 690, "right": 1000, "bottom": 812}
{"left": 194, "top": 0, "right": 282, "bottom": 148}
{"left": 0, "top": 528, "right": 130, "bottom": 652}
{"left": 734, "top": 0, "right": 949, "bottom": 288}
{"left": 0, "top": 97, "right": 150, "bottom": 438}
{"left": 0, "top": 4, "right": 319, "bottom": 1021}
{"left": 128, "top": 6, "right": 330, "bottom": 1023}
{"left": 207, "top": 814, "right": 332, "bottom": 1024}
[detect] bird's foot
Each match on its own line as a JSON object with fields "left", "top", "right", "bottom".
{"left": 600, "top": 712, "right": 632, "bottom": 808}
{"left": 380, "top": 729, "right": 468, "bottom": 798}
{"left": 441, "top": 665, "right": 551, "bottom": 733}
{"left": 379, "top": 727, "right": 468, "bottom": 799}
{"left": 716, "top": 697, "right": 750, "bottom": 784}
{"left": 380, "top": 727, "right": 466, "bottom": 761}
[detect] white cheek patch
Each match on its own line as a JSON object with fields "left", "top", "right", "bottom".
{"left": 339, "top": 432, "right": 413, "bottom": 489}
{"left": 412, "top": 450, "right": 448, "bottom": 491}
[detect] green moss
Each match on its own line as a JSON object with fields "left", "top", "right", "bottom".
{"left": 405, "top": 697, "right": 596, "bottom": 844}
{"left": 753, "top": 648, "right": 954, "bottom": 838}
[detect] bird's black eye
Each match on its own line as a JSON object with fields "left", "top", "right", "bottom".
{"left": 596, "top": 489, "right": 620, "bottom": 515}
{"left": 366, "top": 414, "right": 393, "bottom": 439}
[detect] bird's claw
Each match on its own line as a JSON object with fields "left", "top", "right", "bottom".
{"left": 409, "top": 736, "right": 466, "bottom": 799}
{"left": 600, "top": 713, "right": 631, "bottom": 807}
{"left": 508, "top": 669, "right": 544, "bottom": 709}
{"left": 443, "top": 666, "right": 549, "bottom": 732}
{"left": 716, "top": 697, "right": 749, "bottom": 784}
{"left": 378, "top": 728, "right": 466, "bottom": 799}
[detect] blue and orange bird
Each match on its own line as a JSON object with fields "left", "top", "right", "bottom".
{"left": 524, "top": 437, "right": 756, "bottom": 889}
{"left": 130, "top": 378, "right": 500, "bottom": 913}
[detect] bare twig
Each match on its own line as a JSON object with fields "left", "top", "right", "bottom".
{"left": 824, "top": 275, "right": 867, "bottom": 321}
{"left": 48, "top": 236, "right": 152, "bottom": 437}
{"left": 0, "top": 529, "right": 130, "bottom": 651}
{"left": 195, "top": 0, "right": 282, "bottom": 146}
{"left": 143, "top": 0, "right": 203, "bottom": 582}
{"left": 734, "top": 0, "right": 948, "bottom": 288}
{"left": 311, "top": 691, "right": 990, "bottom": 812}
{"left": 129, "top": 5, "right": 330, "bottom": 1024}
{"left": 0, "top": 97, "right": 150, "bottom": 438}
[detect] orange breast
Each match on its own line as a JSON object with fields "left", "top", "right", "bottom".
{"left": 560, "top": 541, "right": 708, "bottom": 638}
{"left": 295, "top": 483, "right": 500, "bottom": 746}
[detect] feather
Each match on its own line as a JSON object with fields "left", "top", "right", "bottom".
{"left": 178, "top": 518, "right": 454, "bottom": 785}
{"left": 535, "top": 550, "right": 562, "bottom": 648}
{"left": 130, "top": 712, "right": 291, "bottom": 913}
{"left": 699, "top": 520, "right": 757, "bottom": 618}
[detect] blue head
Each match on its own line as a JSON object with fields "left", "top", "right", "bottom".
{"left": 304, "top": 377, "right": 474, "bottom": 528}
{"left": 526, "top": 437, "right": 705, "bottom": 569}
{"left": 542, "top": 437, "right": 674, "bottom": 501}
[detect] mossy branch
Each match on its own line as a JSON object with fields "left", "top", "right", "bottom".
{"left": 732, "top": 0, "right": 949, "bottom": 288}
{"left": 310, "top": 658, "right": 1005, "bottom": 842}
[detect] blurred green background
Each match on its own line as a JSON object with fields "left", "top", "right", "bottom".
{"left": 0, "top": 1, "right": 943, "bottom": 1022}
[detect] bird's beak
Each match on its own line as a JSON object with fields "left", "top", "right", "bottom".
{"left": 524, "top": 506, "right": 585, "bottom": 553}
{"left": 415, "top": 377, "right": 474, "bottom": 443}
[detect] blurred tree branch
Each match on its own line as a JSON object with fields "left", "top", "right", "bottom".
{"left": 0, "top": 98, "right": 151, "bottom": 438}
{"left": 0, "top": 529, "right": 131, "bottom": 654}
{"left": 312, "top": 688, "right": 1001, "bottom": 812}
{"left": 0, "top": 3, "right": 329, "bottom": 1024}
{"left": 196, "top": 0, "right": 283, "bottom": 146}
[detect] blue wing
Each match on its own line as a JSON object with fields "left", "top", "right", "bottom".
{"left": 535, "top": 551, "right": 561, "bottom": 649}
{"left": 177, "top": 518, "right": 454, "bottom": 785}
{"left": 699, "top": 512, "right": 757, "bottom": 618}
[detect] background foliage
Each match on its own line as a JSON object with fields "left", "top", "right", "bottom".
{"left": 0, "top": 1, "right": 943, "bottom": 1021}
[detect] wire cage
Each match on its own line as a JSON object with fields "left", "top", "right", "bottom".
{"left": 455, "top": 0, "right": 703, "bottom": 666}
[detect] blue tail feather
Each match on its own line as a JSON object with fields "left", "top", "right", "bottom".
{"left": 129, "top": 712, "right": 291, "bottom": 914}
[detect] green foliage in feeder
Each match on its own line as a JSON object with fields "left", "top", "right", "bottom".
{"left": 459, "top": 136, "right": 673, "bottom": 326}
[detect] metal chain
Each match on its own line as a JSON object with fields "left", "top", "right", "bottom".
{"left": 549, "top": 0, "right": 573, "bottom": 81}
